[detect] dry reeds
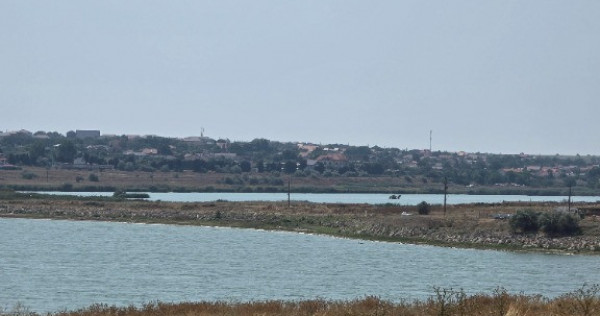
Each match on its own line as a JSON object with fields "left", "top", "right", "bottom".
{"left": 2, "top": 285, "right": 599, "bottom": 316}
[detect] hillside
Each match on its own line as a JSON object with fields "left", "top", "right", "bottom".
{"left": 1, "top": 130, "right": 599, "bottom": 194}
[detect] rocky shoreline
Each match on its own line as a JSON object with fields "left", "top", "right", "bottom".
{"left": 340, "top": 217, "right": 600, "bottom": 253}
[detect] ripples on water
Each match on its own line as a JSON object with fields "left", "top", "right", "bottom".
{"left": 1, "top": 218, "right": 599, "bottom": 313}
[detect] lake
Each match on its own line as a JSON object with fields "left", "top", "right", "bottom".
{"left": 1, "top": 218, "right": 599, "bottom": 313}
{"left": 29, "top": 191, "right": 600, "bottom": 205}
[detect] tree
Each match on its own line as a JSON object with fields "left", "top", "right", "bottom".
{"left": 283, "top": 161, "right": 297, "bottom": 174}
{"left": 417, "top": 201, "right": 431, "bottom": 215}
{"left": 28, "top": 141, "right": 47, "bottom": 165}
{"left": 281, "top": 149, "right": 298, "bottom": 160}
{"left": 362, "top": 162, "right": 385, "bottom": 175}
{"left": 240, "top": 161, "right": 252, "bottom": 173}
{"left": 249, "top": 138, "right": 271, "bottom": 152}
{"left": 314, "top": 162, "right": 325, "bottom": 174}
{"left": 564, "top": 177, "right": 577, "bottom": 188}
{"left": 256, "top": 160, "right": 265, "bottom": 173}
{"left": 298, "top": 158, "right": 307, "bottom": 170}
{"left": 539, "top": 212, "right": 581, "bottom": 237}
{"left": 56, "top": 141, "right": 77, "bottom": 163}
{"left": 157, "top": 143, "right": 173, "bottom": 155}
{"left": 509, "top": 210, "right": 540, "bottom": 234}
{"left": 345, "top": 146, "right": 372, "bottom": 161}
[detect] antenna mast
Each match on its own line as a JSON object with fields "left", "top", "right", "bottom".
{"left": 429, "top": 130, "right": 432, "bottom": 151}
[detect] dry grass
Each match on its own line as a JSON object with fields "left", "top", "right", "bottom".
{"left": 0, "top": 166, "right": 530, "bottom": 194}
{"left": 2, "top": 286, "right": 599, "bottom": 316}
{"left": 0, "top": 167, "right": 424, "bottom": 192}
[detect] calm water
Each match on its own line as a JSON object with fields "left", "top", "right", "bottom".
{"left": 1, "top": 218, "right": 600, "bottom": 313}
{"left": 31, "top": 191, "right": 600, "bottom": 205}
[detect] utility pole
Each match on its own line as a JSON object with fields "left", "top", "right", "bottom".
{"left": 287, "top": 176, "right": 291, "bottom": 208}
{"left": 443, "top": 177, "right": 448, "bottom": 216}
{"left": 568, "top": 183, "right": 572, "bottom": 213}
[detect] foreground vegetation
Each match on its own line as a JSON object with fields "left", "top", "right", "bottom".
{"left": 2, "top": 285, "right": 600, "bottom": 316}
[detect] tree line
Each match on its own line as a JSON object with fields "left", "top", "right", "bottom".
{"left": 2, "top": 130, "right": 600, "bottom": 191}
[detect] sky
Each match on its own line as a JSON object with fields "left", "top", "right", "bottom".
{"left": 1, "top": 1, "right": 599, "bottom": 155}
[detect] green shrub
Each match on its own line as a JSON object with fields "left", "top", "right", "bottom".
{"left": 539, "top": 211, "right": 581, "bottom": 236}
{"left": 269, "top": 177, "right": 285, "bottom": 186}
{"left": 21, "top": 171, "right": 38, "bottom": 180}
{"left": 417, "top": 201, "right": 431, "bottom": 215}
{"left": 113, "top": 190, "right": 149, "bottom": 199}
{"left": 224, "top": 177, "right": 235, "bottom": 185}
{"left": 509, "top": 209, "right": 540, "bottom": 233}
{"left": 88, "top": 174, "right": 99, "bottom": 182}
{"left": 140, "top": 166, "right": 155, "bottom": 172}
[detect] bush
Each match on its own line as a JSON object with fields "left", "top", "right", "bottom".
{"left": 269, "top": 177, "right": 285, "bottom": 186}
{"left": 539, "top": 211, "right": 581, "bottom": 236}
{"left": 323, "top": 170, "right": 340, "bottom": 177}
{"left": 417, "top": 201, "right": 431, "bottom": 215}
{"left": 509, "top": 209, "right": 581, "bottom": 236}
{"left": 140, "top": 166, "right": 155, "bottom": 172}
{"left": 88, "top": 173, "right": 99, "bottom": 182}
{"left": 113, "top": 191, "right": 150, "bottom": 199}
{"left": 509, "top": 210, "right": 540, "bottom": 233}
{"left": 21, "top": 171, "right": 38, "bottom": 180}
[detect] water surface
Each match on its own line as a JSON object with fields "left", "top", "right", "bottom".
{"left": 1, "top": 218, "right": 599, "bottom": 313}
{"left": 31, "top": 191, "right": 600, "bottom": 205}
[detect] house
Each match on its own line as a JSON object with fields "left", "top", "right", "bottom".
{"left": 432, "top": 162, "right": 444, "bottom": 170}
{"left": 315, "top": 153, "right": 348, "bottom": 167}
{"left": 141, "top": 148, "right": 158, "bottom": 155}
{"left": 123, "top": 148, "right": 158, "bottom": 156}
{"left": 0, "top": 129, "right": 32, "bottom": 138}
{"left": 298, "top": 143, "right": 319, "bottom": 152}
{"left": 298, "top": 143, "right": 319, "bottom": 158}
{"left": 183, "top": 136, "right": 215, "bottom": 145}
{"left": 502, "top": 168, "right": 523, "bottom": 174}
{"left": 201, "top": 153, "right": 237, "bottom": 160}
{"left": 73, "top": 157, "right": 87, "bottom": 165}
{"left": 75, "top": 130, "right": 100, "bottom": 139}
{"left": 216, "top": 139, "right": 230, "bottom": 150}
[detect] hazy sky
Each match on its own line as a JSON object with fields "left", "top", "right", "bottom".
{"left": 1, "top": 1, "right": 599, "bottom": 155}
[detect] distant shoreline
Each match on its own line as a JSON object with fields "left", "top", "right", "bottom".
{"left": 1, "top": 166, "right": 597, "bottom": 196}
